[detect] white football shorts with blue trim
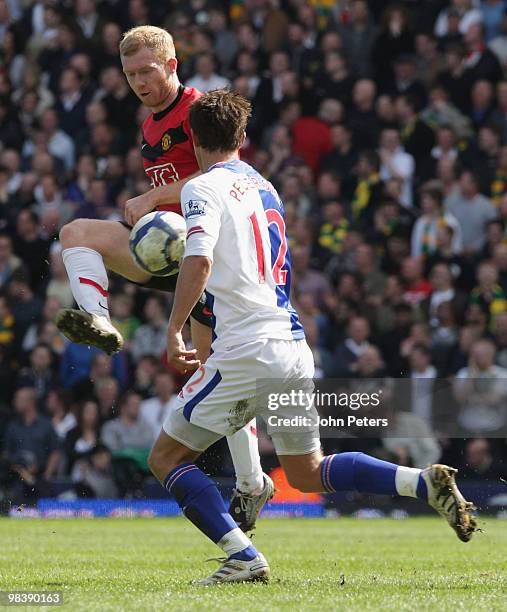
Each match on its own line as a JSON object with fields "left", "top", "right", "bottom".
{"left": 162, "top": 338, "right": 321, "bottom": 455}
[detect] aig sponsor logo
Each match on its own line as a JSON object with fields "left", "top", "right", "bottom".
{"left": 146, "top": 162, "right": 179, "bottom": 187}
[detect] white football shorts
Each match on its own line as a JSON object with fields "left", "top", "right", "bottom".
{"left": 163, "top": 338, "right": 321, "bottom": 455}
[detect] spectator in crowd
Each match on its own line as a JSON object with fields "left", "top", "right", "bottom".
{"left": 411, "top": 181, "right": 462, "bottom": 258}
{"left": 208, "top": 9, "right": 238, "bottom": 72}
{"left": 333, "top": 316, "right": 371, "bottom": 377}
{"left": 139, "top": 369, "right": 177, "bottom": 439}
{"left": 459, "top": 438, "right": 503, "bottom": 480}
{"left": 463, "top": 23, "right": 502, "bottom": 85}
{"left": 38, "top": 108, "right": 75, "bottom": 172}
{"left": 55, "top": 66, "right": 90, "bottom": 138}
{"left": 372, "top": 4, "right": 414, "bottom": 84}
{"left": 395, "top": 93, "right": 435, "bottom": 179}
{"left": 469, "top": 260, "right": 507, "bottom": 320}
{"left": 379, "top": 127, "right": 415, "bottom": 208}
{"left": 132, "top": 355, "right": 159, "bottom": 399}
{"left": 399, "top": 322, "right": 432, "bottom": 370}
{"left": 64, "top": 398, "right": 100, "bottom": 474}
{"left": 101, "top": 390, "right": 152, "bottom": 496}
{"left": 401, "top": 257, "right": 432, "bottom": 306}
{"left": 434, "top": 1, "right": 481, "bottom": 40}
{"left": 46, "top": 388, "right": 76, "bottom": 440}
{"left": 7, "top": 269, "right": 44, "bottom": 347}
{"left": 408, "top": 344, "right": 437, "bottom": 424}
{"left": 109, "top": 292, "right": 140, "bottom": 349}
{"left": 351, "top": 150, "right": 384, "bottom": 228}
{"left": 320, "top": 123, "right": 357, "bottom": 198}
{"left": 337, "top": 0, "right": 377, "bottom": 78}
{"left": 348, "top": 78, "right": 379, "bottom": 149}
{"left": 422, "top": 262, "right": 467, "bottom": 328}
{"left": 131, "top": 295, "right": 169, "bottom": 362}
{"left": 381, "top": 407, "right": 442, "bottom": 469}
{"left": 414, "top": 32, "right": 445, "bottom": 88}
{"left": 97, "top": 65, "right": 140, "bottom": 138}
{"left": 445, "top": 169, "right": 497, "bottom": 253}
{"left": 291, "top": 99, "right": 334, "bottom": 175}
{"left": 74, "top": 443, "right": 119, "bottom": 498}
{"left": 352, "top": 242, "right": 386, "bottom": 305}
{"left": 292, "top": 244, "right": 331, "bottom": 300}
{"left": 454, "top": 338, "right": 507, "bottom": 434}
{"left": 186, "top": 51, "right": 230, "bottom": 93}
{"left": 45, "top": 244, "right": 74, "bottom": 308}
{"left": 430, "top": 125, "right": 460, "bottom": 170}
{"left": 12, "top": 209, "right": 50, "bottom": 293}
{"left": 60, "top": 339, "right": 126, "bottom": 392}
{"left": 3, "top": 386, "right": 60, "bottom": 503}
{"left": 354, "top": 344, "right": 386, "bottom": 378}
{"left": 102, "top": 391, "right": 152, "bottom": 452}
{"left": 481, "top": 220, "right": 506, "bottom": 260}
{"left": 16, "top": 343, "right": 57, "bottom": 409}
{"left": 95, "top": 375, "right": 120, "bottom": 422}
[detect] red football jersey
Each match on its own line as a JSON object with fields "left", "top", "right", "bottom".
{"left": 141, "top": 85, "right": 201, "bottom": 213}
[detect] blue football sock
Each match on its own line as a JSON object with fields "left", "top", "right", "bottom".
{"left": 164, "top": 463, "right": 257, "bottom": 560}
{"left": 321, "top": 452, "right": 398, "bottom": 495}
{"left": 416, "top": 475, "right": 428, "bottom": 501}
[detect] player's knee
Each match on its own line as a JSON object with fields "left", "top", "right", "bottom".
{"left": 59, "top": 219, "right": 88, "bottom": 249}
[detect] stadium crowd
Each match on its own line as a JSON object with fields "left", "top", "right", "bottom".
{"left": 0, "top": 0, "right": 507, "bottom": 505}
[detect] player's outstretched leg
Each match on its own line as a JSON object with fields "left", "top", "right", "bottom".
{"left": 57, "top": 219, "right": 150, "bottom": 354}
{"left": 227, "top": 420, "right": 274, "bottom": 532}
{"left": 149, "top": 430, "right": 270, "bottom": 585}
{"left": 279, "top": 452, "right": 477, "bottom": 543}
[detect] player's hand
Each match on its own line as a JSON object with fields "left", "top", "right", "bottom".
{"left": 124, "top": 191, "right": 157, "bottom": 226}
{"left": 167, "top": 328, "right": 201, "bottom": 374}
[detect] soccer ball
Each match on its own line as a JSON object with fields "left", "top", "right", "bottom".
{"left": 129, "top": 211, "right": 187, "bottom": 277}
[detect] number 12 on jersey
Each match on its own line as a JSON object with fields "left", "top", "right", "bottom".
{"left": 249, "top": 209, "right": 288, "bottom": 285}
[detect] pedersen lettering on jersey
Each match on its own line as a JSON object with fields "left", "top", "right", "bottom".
{"left": 141, "top": 85, "right": 200, "bottom": 214}
{"left": 181, "top": 159, "right": 305, "bottom": 351}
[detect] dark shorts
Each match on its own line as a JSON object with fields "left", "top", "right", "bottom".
{"left": 120, "top": 220, "right": 211, "bottom": 327}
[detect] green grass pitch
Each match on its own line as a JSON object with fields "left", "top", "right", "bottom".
{"left": 0, "top": 517, "right": 505, "bottom": 611}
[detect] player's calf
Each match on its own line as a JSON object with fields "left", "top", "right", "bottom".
{"left": 149, "top": 430, "right": 269, "bottom": 584}
{"left": 57, "top": 220, "right": 152, "bottom": 353}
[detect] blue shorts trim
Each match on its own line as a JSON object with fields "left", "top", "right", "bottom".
{"left": 183, "top": 370, "right": 222, "bottom": 421}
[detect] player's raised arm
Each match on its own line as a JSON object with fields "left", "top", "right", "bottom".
{"left": 124, "top": 171, "right": 201, "bottom": 226}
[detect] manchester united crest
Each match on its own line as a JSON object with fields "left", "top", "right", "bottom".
{"left": 161, "top": 133, "right": 172, "bottom": 151}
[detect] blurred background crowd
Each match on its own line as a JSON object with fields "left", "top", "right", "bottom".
{"left": 0, "top": 0, "right": 507, "bottom": 506}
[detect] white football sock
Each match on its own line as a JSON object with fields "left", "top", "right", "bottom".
{"left": 227, "top": 420, "right": 264, "bottom": 495}
{"left": 217, "top": 527, "right": 253, "bottom": 557}
{"left": 62, "top": 247, "right": 110, "bottom": 319}
{"left": 395, "top": 466, "right": 422, "bottom": 498}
